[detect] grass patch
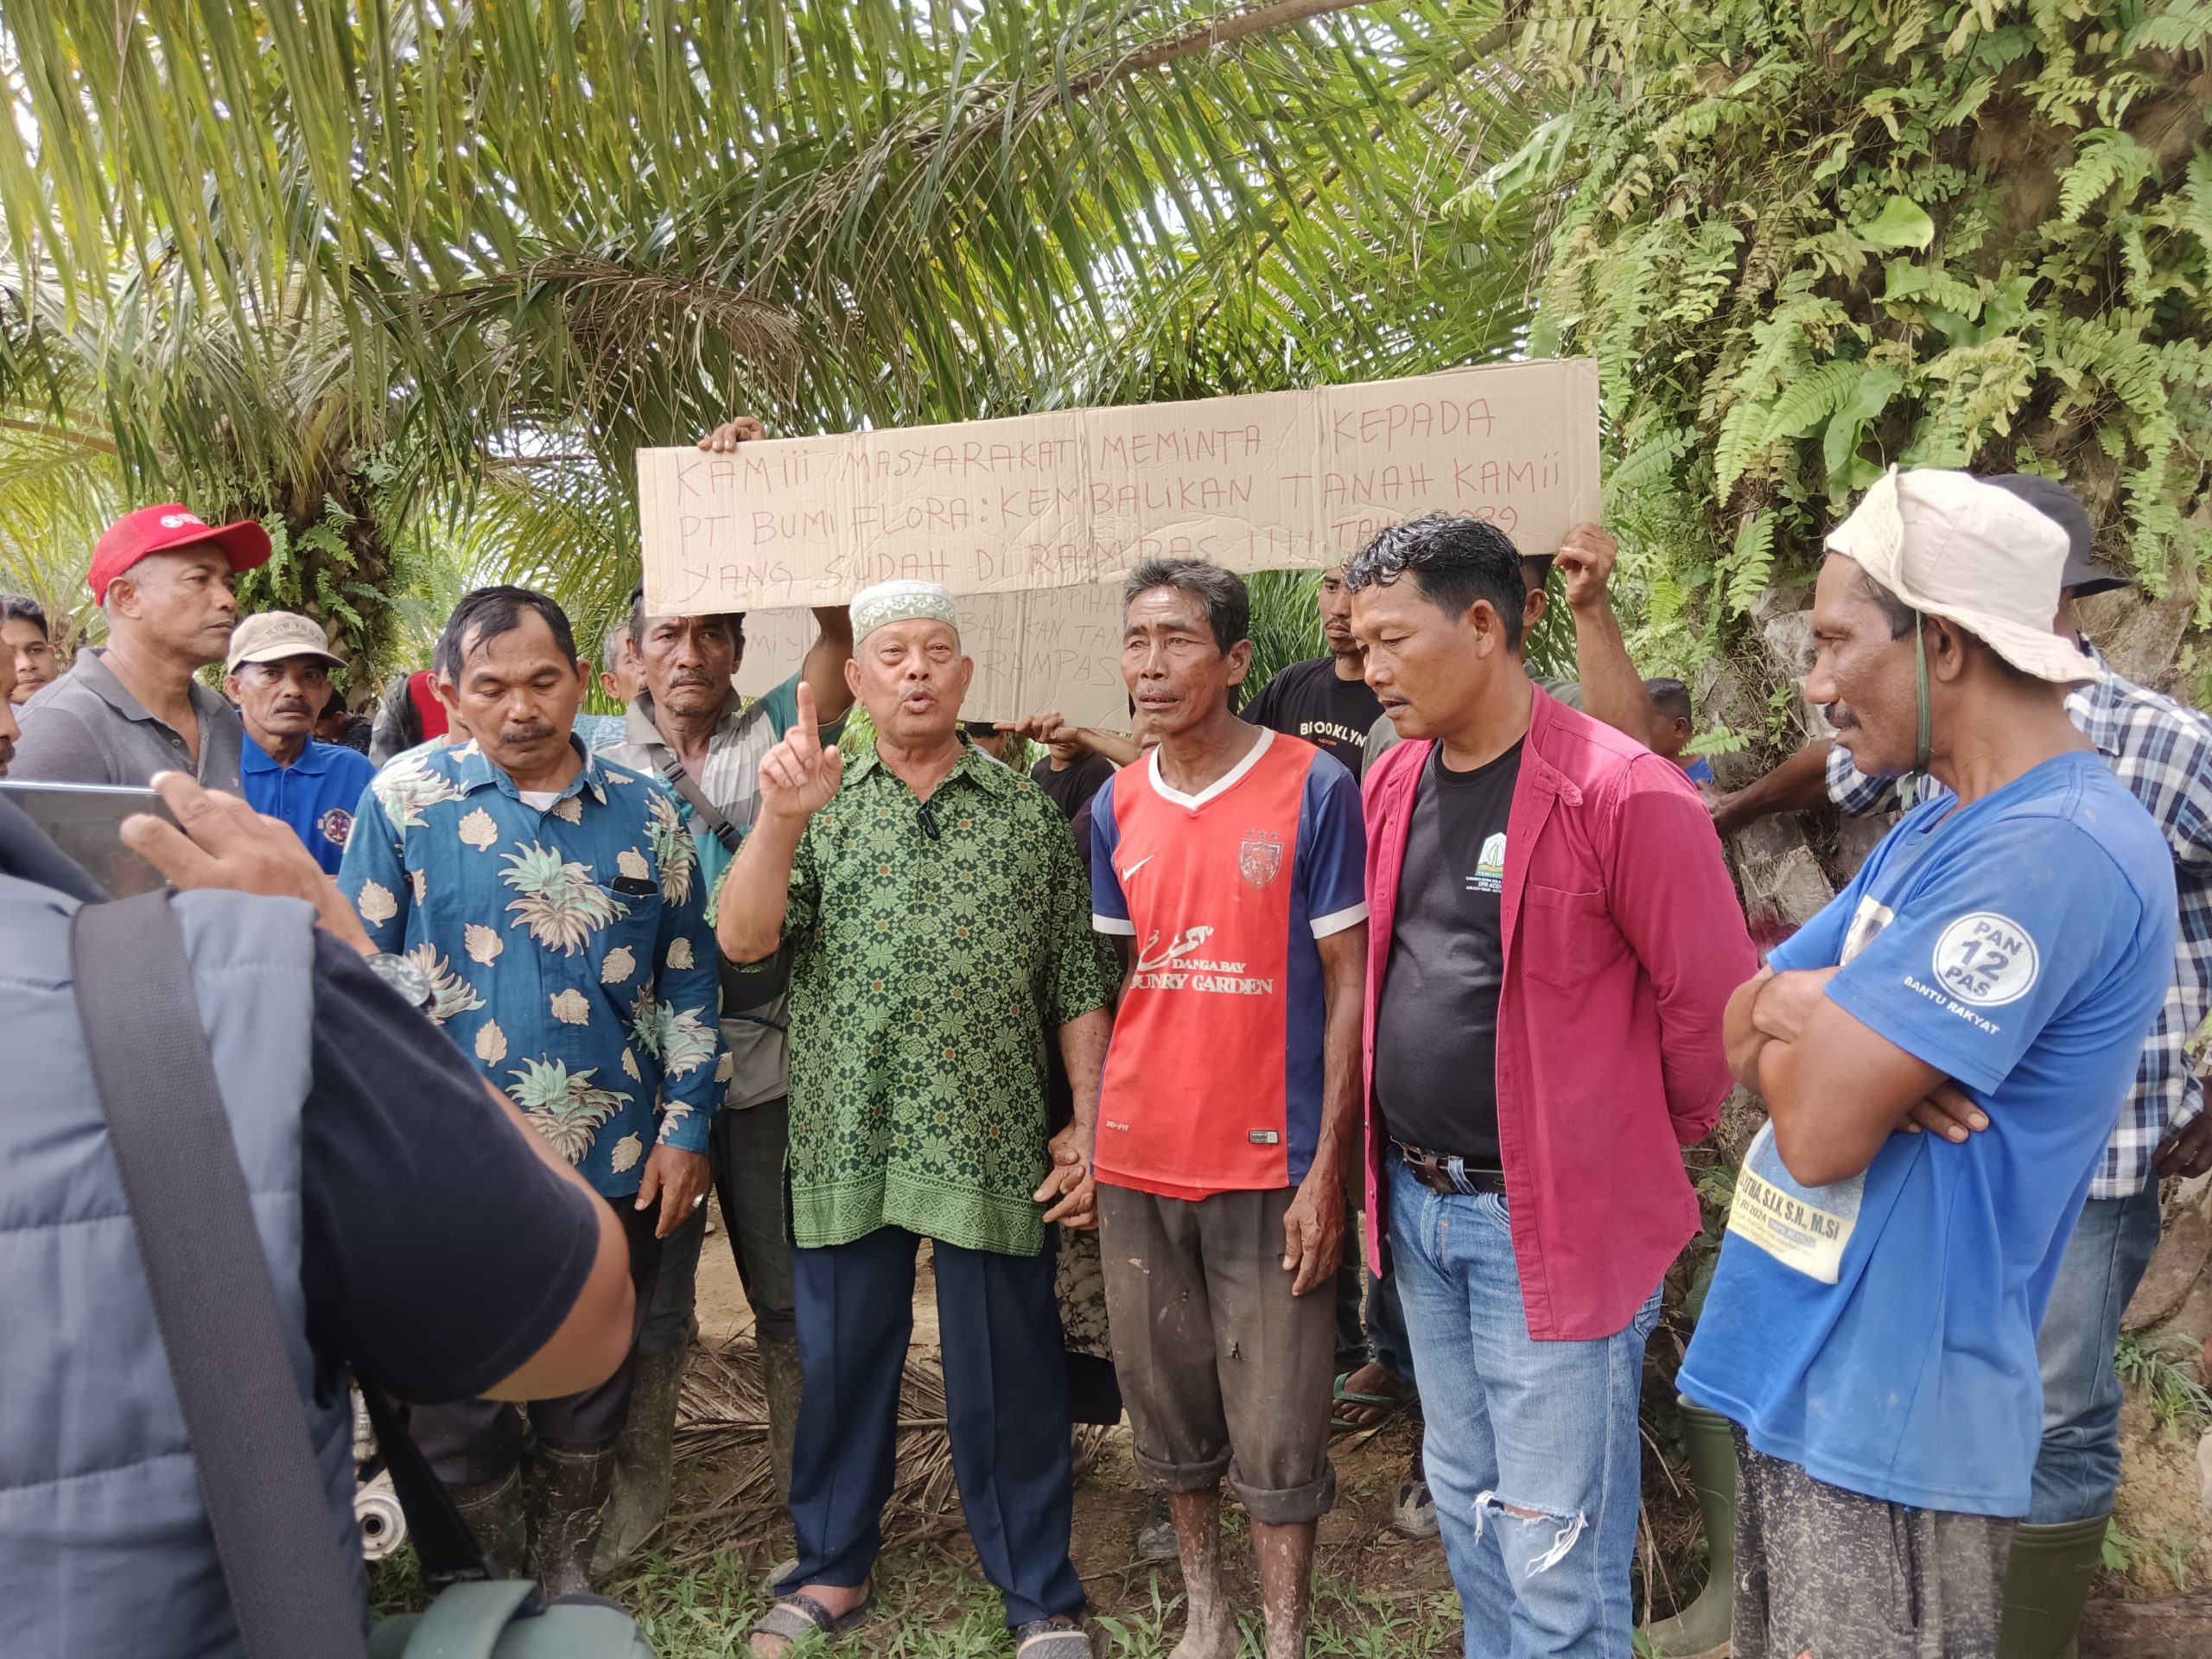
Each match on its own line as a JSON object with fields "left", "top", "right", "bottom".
{"left": 2115, "top": 1331, "right": 2212, "bottom": 1433}
{"left": 372, "top": 1543, "right": 1465, "bottom": 1656}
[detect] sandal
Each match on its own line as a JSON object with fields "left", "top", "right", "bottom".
{"left": 747, "top": 1586, "right": 875, "bottom": 1651}
{"left": 1014, "top": 1616, "right": 1095, "bottom": 1657}
{"left": 1331, "top": 1367, "right": 1411, "bottom": 1432}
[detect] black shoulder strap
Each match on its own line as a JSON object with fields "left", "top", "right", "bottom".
{"left": 69, "top": 891, "right": 372, "bottom": 1659}
{"left": 357, "top": 1381, "right": 507, "bottom": 1588}
{"left": 659, "top": 757, "right": 743, "bottom": 855}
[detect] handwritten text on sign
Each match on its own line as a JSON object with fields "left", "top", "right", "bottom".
{"left": 639, "top": 360, "right": 1599, "bottom": 614}
{"left": 735, "top": 588, "right": 1131, "bottom": 729}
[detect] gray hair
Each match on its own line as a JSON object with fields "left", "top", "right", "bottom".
{"left": 1123, "top": 557, "right": 1249, "bottom": 653}
{"left": 600, "top": 615, "right": 632, "bottom": 673}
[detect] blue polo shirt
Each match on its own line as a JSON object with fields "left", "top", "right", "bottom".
{"left": 1680, "top": 752, "right": 2174, "bottom": 1516}
{"left": 241, "top": 736, "right": 377, "bottom": 874}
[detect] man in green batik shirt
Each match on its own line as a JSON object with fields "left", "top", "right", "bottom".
{"left": 716, "top": 579, "right": 1111, "bottom": 1659}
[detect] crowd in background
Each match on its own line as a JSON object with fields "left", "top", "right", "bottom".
{"left": 3, "top": 431, "right": 2209, "bottom": 1659}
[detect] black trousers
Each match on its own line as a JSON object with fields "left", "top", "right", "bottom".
{"left": 411, "top": 1194, "right": 664, "bottom": 1485}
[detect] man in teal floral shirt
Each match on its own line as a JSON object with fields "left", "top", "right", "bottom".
{"left": 717, "top": 580, "right": 1112, "bottom": 1659}
{"left": 338, "top": 586, "right": 720, "bottom": 1596}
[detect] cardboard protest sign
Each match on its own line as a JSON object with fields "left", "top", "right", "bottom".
{"left": 734, "top": 588, "right": 1131, "bottom": 728}
{"left": 639, "top": 359, "right": 1599, "bottom": 616}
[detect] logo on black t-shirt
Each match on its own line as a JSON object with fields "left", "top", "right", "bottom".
{"left": 1466, "top": 831, "right": 1506, "bottom": 896}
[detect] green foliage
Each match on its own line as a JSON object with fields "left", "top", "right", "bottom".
{"left": 2155, "top": 1528, "right": 2197, "bottom": 1592}
{"left": 1245, "top": 571, "right": 1327, "bottom": 701}
{"left": 1498, "top": 0, "right": 2212, "bottom": 681}
{"left": 3, "top": 1, "right": 1538, "bottom": 654}
{"left": 2104, "top": 1516, "right": 2139, "bottom": 1573}
{"left": 2114, "top": 1329, "right": 2212, "bottom": 1432}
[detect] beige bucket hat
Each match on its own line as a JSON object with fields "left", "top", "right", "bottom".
{"left": 1824, "top": 467, "right": 2103, "bottom": 686}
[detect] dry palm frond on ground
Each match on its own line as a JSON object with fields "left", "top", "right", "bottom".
{"left": 663, "top": 1334, "right": 961, "bottom": 1566}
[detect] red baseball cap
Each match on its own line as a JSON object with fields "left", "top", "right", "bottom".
{"left": 87, "top": 505, "right": 272, "bottom": 603}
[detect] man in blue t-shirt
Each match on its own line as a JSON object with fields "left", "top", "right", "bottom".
{"left": 1680, "top": 470, "right": 2176, "bottom": 1659}
{"left": 222, "top": 611, "right": 374, "bottom": 875}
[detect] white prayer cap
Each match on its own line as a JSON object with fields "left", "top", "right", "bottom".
{"left": 849, "top": 579, "right": 959, "bottom": 643}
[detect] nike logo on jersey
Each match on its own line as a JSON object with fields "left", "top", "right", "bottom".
{"left": 1120, "top": 853, "right": 1157, "bottom": 880}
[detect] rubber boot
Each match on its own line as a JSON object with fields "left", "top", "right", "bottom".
{"left": 590, "top": 1346, "right": 689, "bottom": 1577}
{"left": 1646, "top": 1401, "right": 1736, "bottom": 1659}
{"left": 760, "top": 1330, "right": 804, "bottom": 1508}
{"left": 529, "top": 1439, "right": 617, "bottom": 1599}
{"left": 446, "top": 1467, "right": 529, "bottom": 1580}
{"left": 1996, "top": 1514, "right": 2109, "bottom": 1659}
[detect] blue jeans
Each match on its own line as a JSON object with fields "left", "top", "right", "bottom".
{"left": 1387, "top": 1159, "right": 1659, "bottom": 1659}
{"left": 2029, "top": 1185, "right": 2163, "bottom": 1523}
{"left": 1369, "top": 1262, "right": 1416, "bottom": 1385}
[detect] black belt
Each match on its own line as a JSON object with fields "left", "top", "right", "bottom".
{"left": 1395, "top": 1142, "right": 1506, "bottom": 1196}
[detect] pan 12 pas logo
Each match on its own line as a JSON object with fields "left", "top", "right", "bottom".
{"left": 1933, "top": 912, "right": 2038, "bottom": 1007}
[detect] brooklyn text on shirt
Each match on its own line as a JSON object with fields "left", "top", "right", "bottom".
{"left": 1130, "top": 924, "right": 1275, "bottom": 995}
{"left": 1296, "top": 719, "right": 1370, "bottom": 748}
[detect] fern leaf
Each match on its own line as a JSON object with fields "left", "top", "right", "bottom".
{"left": 1767, "top": 360, "right": 1867, "bottom": 442}
{"left": 2058, "top": 129, "right": 2156, "bottom": 224}
{"left": 1726, "top": 512, "right": 1777, "bottom": 616}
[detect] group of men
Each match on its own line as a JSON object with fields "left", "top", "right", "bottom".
{"left": 2, "top": 431, "right": 2205, "bottom": 1659}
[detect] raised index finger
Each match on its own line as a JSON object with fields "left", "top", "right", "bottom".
{"left": 789, "top": 681, "right": 821, "bottom": 755}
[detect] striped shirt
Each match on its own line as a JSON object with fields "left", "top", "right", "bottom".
{"left": 1827, "top": 644, "right": 2212, "bottom": 1196}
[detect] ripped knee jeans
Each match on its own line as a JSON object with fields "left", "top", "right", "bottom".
{"left": 1385, "top": 1157, "right": 1661, "bottom": 1659}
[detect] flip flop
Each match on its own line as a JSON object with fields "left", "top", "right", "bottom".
{"left": 747, "top": 1587, "right": 875, "bottom": 1651}
{"left": 1331, "top": 1369, "right": 1410, "bottom": 1433}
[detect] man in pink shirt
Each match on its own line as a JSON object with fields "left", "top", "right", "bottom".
{"left": 1348, "top": 513, "right": 1751, "bottom": 1659}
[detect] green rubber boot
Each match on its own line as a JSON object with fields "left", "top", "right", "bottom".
{"left": 590, "top": 1345, "right": 689, "bottom": 1577}
{"left": 529, "top": 1439, "right": 618, "bottom": 1599}
{"left": 445, "top": 1465, "right": 529, "bottom": 1580}
{"left": 1646, "top": 1401, "right": 1736, "bottom": 1659}
{"left": 1996, "top": 1514, "right": 2108, "bottom": 1659}
{"left": 759, "top": 1330, "right": 804, "bottom": 1509}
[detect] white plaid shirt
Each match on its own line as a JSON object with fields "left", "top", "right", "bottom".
{"left": 1827, "top": 644, "right": 2212, "bottom": 1196}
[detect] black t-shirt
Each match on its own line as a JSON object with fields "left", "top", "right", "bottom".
{"left": 1240, "top": 656, "right": 1384, "bottom": 780}
{"left": 301, "top": 931, "right": 601, "bottom": 1402}
{"left": 1030, "top": 750, "right": 1115, "bottom": 821}
{"left": 1373, "top": 741, "right": 1523, "bottom": 1165}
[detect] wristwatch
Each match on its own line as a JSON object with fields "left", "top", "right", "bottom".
{"left": 364, "top": 951, "right": 433, "bottom": 1011}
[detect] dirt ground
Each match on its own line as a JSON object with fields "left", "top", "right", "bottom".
{"left": 683, "top": 1224, "right": 1468, "bottom": 1644}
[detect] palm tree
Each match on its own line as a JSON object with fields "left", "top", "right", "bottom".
{"left": 0, "top": 255, "right": 480, "bottom": 684}
{"left": 3, "top": 2, "right": 1540, "bottom": 646}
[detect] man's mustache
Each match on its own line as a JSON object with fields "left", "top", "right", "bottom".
{"left": 667, "top": 669, "right": 719, "bottom": 688}
{"left": 270, "top": 699, "right": 312, "bottom": 717}
{"left": 1822, "top": 702, "right": 1859, "bottom": 730}
{"left": 499, "top": 721, "right": 558, "bottom": 743}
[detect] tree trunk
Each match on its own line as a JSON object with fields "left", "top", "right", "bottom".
{"left": 2080, "top": 1590, "right": 2212, "bottom": 1657}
